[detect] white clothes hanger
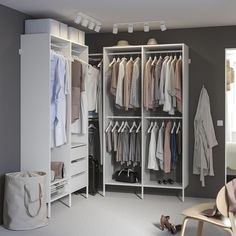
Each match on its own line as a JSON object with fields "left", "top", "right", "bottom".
{"left": 147, "top": 122, "right": 154, "bottom": 133}
{"left": 109, "top": 58, "right": 116, "bottom": 67}
{"left": 136, "top": 122, "right": 141, "bottom": 133}
{"left": 151, "top": 56, "right": 157, "bottom": 66}
{"left": 179, "top": 55, "right": 182, "bottom": 60}
{"left": 89, "top": 123, "right": 96, "bottom": 129}
{"left": 105, "top": 121, "right": 113, "bottom": 132}
{"left": 130, "top": 56, "right": 133, "bottom": 61}
{"left": 111, "top": 121, "right": 120, "bottom": 132}
{"left": 171, "top": 121, "right": 176, "bottom": 134}
{"left": 161, "top": 121, "right": 165, "bottom": 129}
{"left": 118, "top": 121, "right": 125, "bottom": 133}
{"left": 176, "top": 122, "right": 181, "bottom": 134}
{"left": 121, "top": 121, "right": 130, "bottom": 132}
{"left": 97, "top": 59, "right": 103, "bottom": 68}
{"left": 129, "top": 121, "right": 137, "bottom": 133}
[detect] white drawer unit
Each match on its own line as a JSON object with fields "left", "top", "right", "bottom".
{"left": 71, "top": 145, "right": 87, "bottom": 161}
{"left": 71, "top": 172, "right": 87, "bottom": 193}
{"left": 71, "top": 157, "right": 87, "bottom": 176}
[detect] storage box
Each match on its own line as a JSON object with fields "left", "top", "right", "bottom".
{"left": 25, "top": 19, "right": 60, "bottom": 36}
{"left": 78, "top": 30, "right": 85, "bottom": 45}
{"left": 68, "top": 27, "right": 79, "bottom": 43}
{"left": 59, "top": 23, "right": 68, "bottom": 39}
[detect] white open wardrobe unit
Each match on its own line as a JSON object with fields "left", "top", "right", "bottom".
{"left": 103, "top": 44, "right": 189, "bottom": 201}
{"left": 20, "top": 33, "right": 89, "bottom": 217}
{"left": 20, "top": 33, "right": 189, "bottom": 218}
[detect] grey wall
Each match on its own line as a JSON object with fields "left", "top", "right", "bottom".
{"left": 86, "top": 26, "right": 236, "bottom": 198}
{"left": 0, "top": 5, "right": 28, "bottom": 224}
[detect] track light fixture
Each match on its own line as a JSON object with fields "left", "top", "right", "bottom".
{"left": 113, "top": 24, "right": 118, "bottom": 34}
{"left": 74, "top": 12, "right": 102, "bottom": 33}
{"left": 94, "top": 24, "right": 101, "bottom": 33}
{"left": 144, "top": 23, "right": 149, "bottom": 32}
{"left": 112, "top": 20, "right": 167, "bottom": 34}
{"left": 128, "top": 24, "right": 133, "bottom": 33}
{"left": 160, "top": 21, "right": 167, "bottom": 31}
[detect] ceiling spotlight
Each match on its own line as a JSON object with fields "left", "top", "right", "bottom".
{"left": 144, "top": 23, "right": 149, "bottom": 32}
{"left": 81, "top": 18, "right": 89, "bottom": 27}
{"left": 113, "top": 24, "right": 118, "bottom": 34}
{"left": 94, "top": 24, "right": 101, "bottom": 32}
{"left": 128, "top": 24, "right": 133, "bottom": 33}
{"left": 88, "top": 21, "right": 95, "bottom": 30}
{"left": 74, "top": 15, "right": 82, "bottom": 24}
{"left": 160, "top": 22, "right": 167, "bottom": 31}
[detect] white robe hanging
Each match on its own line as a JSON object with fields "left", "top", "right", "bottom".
{"left": 193, "top": 87, "right": 218, "bottom": 187}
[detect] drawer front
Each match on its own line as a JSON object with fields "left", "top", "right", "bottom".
{"left": 71, "top": 145, "right": 87, "bottom": 161}
{"left": 71, "top": 157, "right": 87, "bottom": 176}
{"left": 71, "top": 172, "right": 87, "bottom": 193}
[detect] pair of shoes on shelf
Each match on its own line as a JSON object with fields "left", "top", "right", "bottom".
{"left": 160, "top": 215, "right": 182, "bottom": 234}
{"left": 158, "top": 179, "right": 174, "bottom": 185}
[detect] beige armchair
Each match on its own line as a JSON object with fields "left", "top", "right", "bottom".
{"left": 180, "top": 186, "right": 236, "bottom": 236}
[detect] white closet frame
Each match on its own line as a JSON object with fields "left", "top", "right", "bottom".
{"left": 20, "top": 33, "right": 89, "bottom": 217}
{"left": 102, "top": 44, "right": 189, "bottom": 201}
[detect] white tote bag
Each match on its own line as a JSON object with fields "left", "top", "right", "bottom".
{"left": 3, "top": 171, "right": 48, "bottom": 230}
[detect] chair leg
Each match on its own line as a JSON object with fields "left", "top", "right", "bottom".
{"left": 180, "top": 217, "right": 189, "bottom": 236}
{"left": 196, "top": 221, "right": 204, "bottom": 236}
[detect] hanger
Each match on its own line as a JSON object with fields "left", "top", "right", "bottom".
{"left": 161, "top": 121, "right": 165, "bottom": 129}
{"left": 121, "top": 121, "right": 130, "bottom": 132}
{"left": 176, "top": 122, "right": 181, "bottom": 134}
{"left": 105, "top": 121, "right": 113, "bottom": 132}
{"left": 151, "top": 56, "right": 157, "bottom": 66}
{"left": 171, "top": 121, "right": 176, "bottom": 134}
{"left": 109, "top": 58, "right": 116, "bottom": 67}
{"left": 111, "top": 121, "right": 119, "bottom": 132}
{"left": 88, "top": 123, "right": 96, "bottom": 129}
{"left": 130, "top": 56, "right": 133, "bottom": 61}
{"left": 179, "top": 55, "right": 182, "bottom": 60}
{"left": 97, "top": 59, "right": 103, "bottom": 68}
{"left": 136, "top": 122, "right": 141, "bottom": 133}
{"left": 129, "top": 121, "right": 137, "bottom": 133}
{"left": 118, "top": 121, "right": 125, "bottom": 133}
{"left": 154, "top": 121, "right": 158, "bottom": 128}
{"left": 147, "top": 121, "right": 154, "bottom": 133}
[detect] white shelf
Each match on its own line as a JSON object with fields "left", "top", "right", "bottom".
{"left": 145, "top": 116, "right": 182, "bottom": 119}
{"left": 143, "top": 180, "right": 183, "bottom": 189}
{"left": 50, "top": 178, "right": 69, "bottom": 186}
{"left": 105, "top": 179, "right": 142, "bottom": 187}
{"left": 51, "top": 190, "right": 70, "bottom": 203}
{"left": 107, "top": 116, "right": 141, "bottom": 119}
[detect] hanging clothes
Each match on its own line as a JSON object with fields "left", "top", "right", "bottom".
{"left": 130, "top": 57, "right": 141, "bottom": 108}
{"left": 159, "top": 56, "right": 169, "bottom": 105}
{"left": 148, "top": 125, "right": 159, "bottom": 170}
{"left": 135, "top": 131, "right": 141, "bottom": 166}
{"left": 170, "top": 127, "right": 178, "bottom": 170}
{"left": 193, "top": 87, "right": 218, "bottom": 187}
{"left": 54, "top": 55, "right": 68, "bottom": 147}
{"left": 163, "top": 56, "right": 174, "bottom": 114}
{"left": 124, "top": 59, "right": 134, "bottom": 110}
{"left": 50, "top": 50, "right": 69, "bottom": 148}
{"left": 71, "top": 60, "right": 88, "bottom": 134}
{"left": 156, "top": 125, "right": 164, "bottom": 170}
{"left": 169, "top": 56, "right": 177, "bottom": 110}
{"left": 175, "top": 57, "right": 182, "bottom": 113}
{"left": 110, "top": 59, "right": 120, "bottom": 97}
{"left": 106, "top": 126, "right": 112, "bottom": 153}
{"left": 87, "top": 65, "right": 99, "bottom": 111}
{"left": 153, "top": 57, "right": 163, "bottom": 107}
{"left": 128, "top": 130, "right": 136, "bottom": 165}
{"left": 115, "top": 58, "right": 127, "bottom": 108}
{"left": 163, "top": 121, "right": 172, "bottom": 173}
{"left": 143, "top": 57, "right": 152, "bottom": 110}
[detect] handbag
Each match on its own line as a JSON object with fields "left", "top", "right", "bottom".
{"left": 51, "top": 161, "right": 64, "bottom": 179}
{"left": 113, "top": 168, "right": 139, "bottom": 183}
